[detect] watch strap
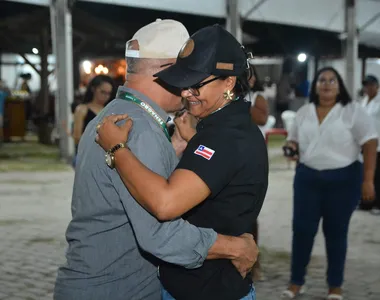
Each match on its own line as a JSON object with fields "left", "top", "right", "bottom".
{"left": 108, "top": 142, "right": 127, "bottom": 155}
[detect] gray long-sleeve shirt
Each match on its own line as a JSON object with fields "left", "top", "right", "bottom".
{"left": 54, "top": 87, "right": 217, "bottom": 300}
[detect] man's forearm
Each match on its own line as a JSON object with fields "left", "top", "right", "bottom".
{"left": 206, "top": 234, "right": 243, "bottom": 260}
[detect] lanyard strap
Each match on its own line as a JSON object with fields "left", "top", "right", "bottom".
{"left": 117, "top": 91, "right": 171, "bottom": 142}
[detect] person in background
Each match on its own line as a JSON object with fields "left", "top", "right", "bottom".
{"left": 72, "top": 75, "right": 115, "bottom": 157}
{"left": 275, "top": 61, "right": 295, "bottom": 127}
{"left": 246, "top": 64, "right": 269, "bottom": 282}
{"left": 295, "top": 77, "right": 310, "bottom": 99}
{"left": 0, "top": 80, "right": 10, "bottom": 145}
{"left": 20, "top": 73, "right": 32, "bottom": 94}
{"left": 247, "top": 65, "right": 269, "bottom": 126}
{"left": 281, "top": 67, "right": 377, "bottom": 300}
{"left": 360, "top": 75, "right": 380, "bottom": 214}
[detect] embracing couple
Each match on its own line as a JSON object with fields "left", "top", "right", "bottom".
{"left": 54, "top": 18, "right": 268, "bottom": 300}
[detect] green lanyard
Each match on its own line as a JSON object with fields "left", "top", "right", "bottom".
{"left": 117, "top": 91, "right": 171, "bottom": 142}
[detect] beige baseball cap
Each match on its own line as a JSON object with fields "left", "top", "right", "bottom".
{"left": 125, "top": 19, "right": 189, "bottom": 59}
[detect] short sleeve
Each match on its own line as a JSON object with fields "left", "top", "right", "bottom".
{"left": 351, "top": 104, "right": 378, "bottom": 145}
{"left": 176, "top": 132, "right": 242, "bottom": 197}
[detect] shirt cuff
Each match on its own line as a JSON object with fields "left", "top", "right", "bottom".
{"left": 286, "top": 136, "right": 298, "bottom": 142}
{"left": 188, "top": 228, "right": 217, "bottom": 269}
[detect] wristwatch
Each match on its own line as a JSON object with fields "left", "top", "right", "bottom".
{"left": 105, "top": 142, "right": 128, "bottom": 169}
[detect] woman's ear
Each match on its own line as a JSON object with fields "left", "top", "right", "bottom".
{"left": 225, "top": 76, "right": 237, "bottom": 91}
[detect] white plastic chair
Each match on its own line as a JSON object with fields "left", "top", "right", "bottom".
{"left": 259, "top": 116, "right": 276, "bottom": 132}
{"left": 281, "top": 110, "right": 296, "bottom": 132}
{"left": 259, "top": 115, "right": 276, "bottom": 136}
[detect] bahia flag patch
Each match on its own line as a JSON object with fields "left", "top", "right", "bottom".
{"left": 194, "top": 145, "right": 215, "bottom": 160}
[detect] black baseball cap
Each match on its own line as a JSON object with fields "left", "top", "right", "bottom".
{"left": 362, "top": 75, "right": 379, "bottom": 85}
{"left": 154, "top": 24, "right": 247, "bottom": 88}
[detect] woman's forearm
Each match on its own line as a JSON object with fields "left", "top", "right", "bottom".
{"left": 250, "top": 96, "right": 269, "bottom": 126}
{"left": 362, "top": 139, "right": 378, "bottom": 182}
{"left": 72, "top": 126, "right": 82, "bottom": 145}
{"left": 250, "top": 108, "right": 268, "bottom": 126}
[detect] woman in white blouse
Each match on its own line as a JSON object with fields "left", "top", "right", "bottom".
{"left": 281, "top": 67, "right": 378, "bottom": 300}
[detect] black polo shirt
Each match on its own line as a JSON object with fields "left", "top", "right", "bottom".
{"left": 159, "top": 100, "right": 268, "bottom": 300}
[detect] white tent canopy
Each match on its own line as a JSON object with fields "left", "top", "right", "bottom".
{"left": 7, "top": 0, "right": 380, "bottom": 49}
{"left": 5, "top": 0, "right": 379, "bottom": 160}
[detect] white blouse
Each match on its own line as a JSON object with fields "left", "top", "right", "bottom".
{"left": 361, "top": 93, "right": 380, "bottom": 152}
{"left": 287, "top": 102, "right": 378, "bottom": 170}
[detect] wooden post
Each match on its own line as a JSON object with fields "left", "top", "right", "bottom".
{"left": 50, "top": 0, "right": 75, "bottom": 160}
{"left": 344, "top": 0, "right": 358, "bottom": 98}
{"left": 226, "top": 0, "right": 242, "bottom": 43}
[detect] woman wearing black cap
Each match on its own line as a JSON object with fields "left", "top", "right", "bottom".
{"left": 96, "top": 24, "right": 268, "bottom": 300}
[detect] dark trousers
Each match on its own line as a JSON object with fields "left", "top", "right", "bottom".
{"left": 291, "top": 162, "right": 362, "bottom": 287}
{"left": 359, "top": 152, "right": 380, "bottom": 210}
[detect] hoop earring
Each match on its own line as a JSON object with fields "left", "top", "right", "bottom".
{"left": 223, "top": 90, "right": 234, "bottom": 101}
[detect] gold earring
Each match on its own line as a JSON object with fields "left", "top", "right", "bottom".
{"left": 223, "top": 90, "right": 234, "bottom": 101}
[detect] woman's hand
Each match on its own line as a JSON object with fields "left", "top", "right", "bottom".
{"left": 362, "top": 180, "right": 375, "bottom": 202}
{"left": 174, "top": 111, "right": 197, "bottom": 142}
{"left": 95, "top": 114, "right": 133, "bottom": 151}
{"left": 171, "top": 126, "right": 188, "bottom": 157}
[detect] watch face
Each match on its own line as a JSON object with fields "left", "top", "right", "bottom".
{"left": 105, "top": 153, "right": 113, "bottom": 168}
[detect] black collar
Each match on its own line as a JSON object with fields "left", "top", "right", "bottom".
{"left": 196, "top": 99, "right": 251, "bottom": 131}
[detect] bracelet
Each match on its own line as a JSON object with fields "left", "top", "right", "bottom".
{"left": 108, "top": 142, "right": 130, "bottom": 155}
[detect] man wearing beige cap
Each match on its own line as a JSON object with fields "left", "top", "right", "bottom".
{"left": 54, "top": 19, "right": 258, "bottom": 300}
